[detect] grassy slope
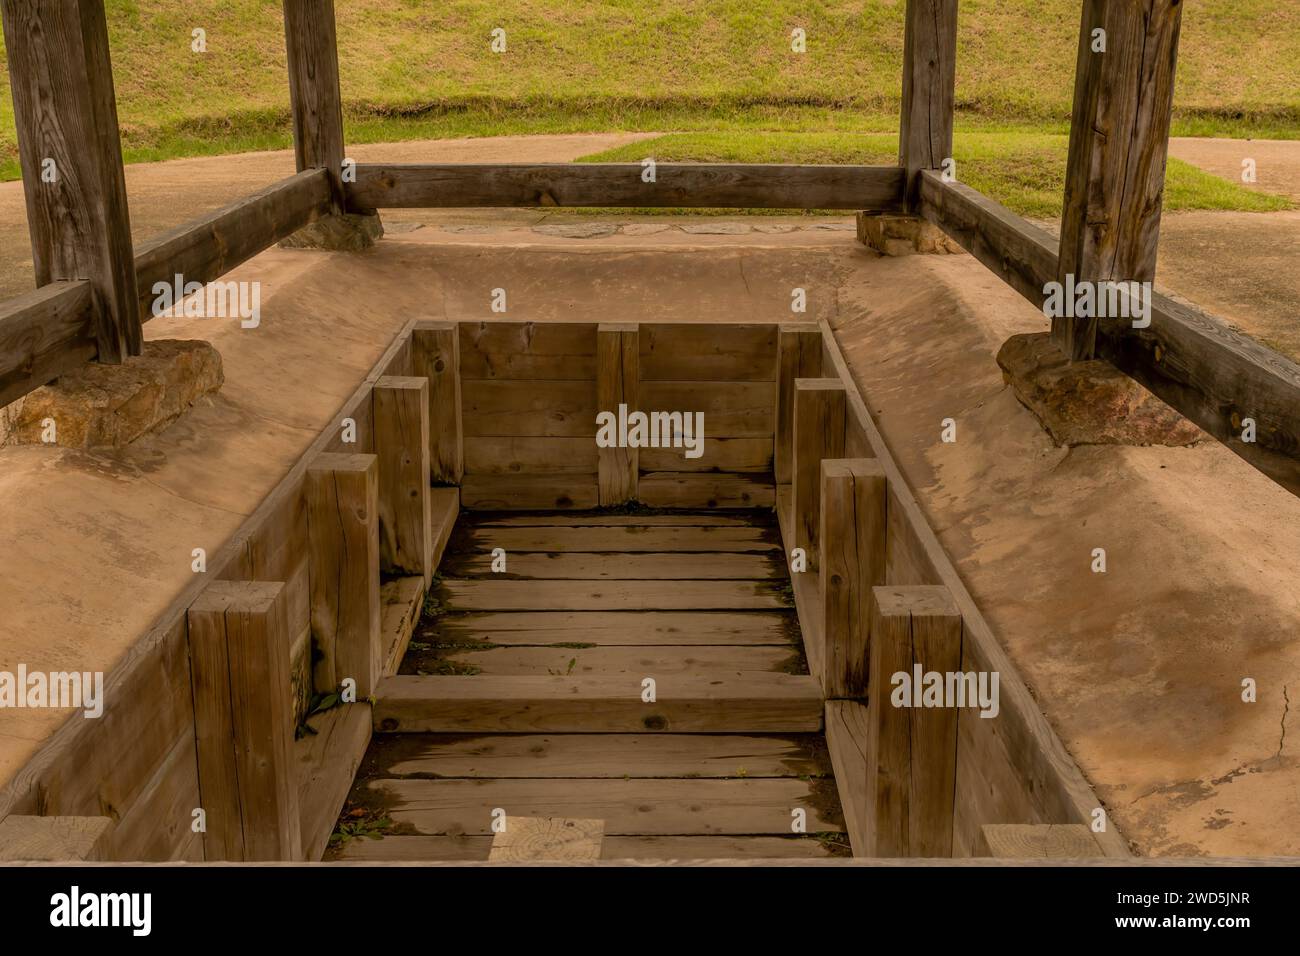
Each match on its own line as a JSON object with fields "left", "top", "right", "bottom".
{"left": 0, "top": 0, "right": 1296, "bottom": 192}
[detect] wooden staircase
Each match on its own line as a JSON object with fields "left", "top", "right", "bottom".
{"left": 330, "top": 508, "right": 849, "bottom": 861}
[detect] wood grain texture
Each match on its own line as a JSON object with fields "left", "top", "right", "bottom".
{"left": 463, "top": 437, "right": 597, "bottom": 475}
{"left": 792, "top": 378, "right": 847, "bottom": 568}
{"left": 411, "top": 321, "right": 463, "bottom": 483}
{"left": 295, "top": 702, "right": 371, "bottom": 861}
{"left": 459, "top": 321, "right": 596, "bottom": 380}
{"left": 373, "top": 376, "right": 432, "bottom": 582}
{"left": 639, "top": 381, "right": 775, "bottom": 437}
{"left": 597, "top": 323, "right": 638, "bottom": 505}
{"left": 434, "top": 611, "right": 795, "bottom": 646}
{"left": 975, "top": 823, "right": 1104, "bottom": 859}
{"left": 462, "top": 380, "right": 596, "bottom": 437}
{"left": 0, "top": 815, "right": 114, "bottom": 862}
{"left": 282, "top": 0, "right": 345, "bottom": 210}
{"left": 0, "top": 279, "right": 95, "bottom": 407}
{"left": 825, "top": 700, "right": 871, "bottom": 856}
{"left": 439, "top": 579, "right": 789, "bottom": 612}
{"left": 459, "top": 474, "right": 601, "bottom": 510}
{"left": 336, "top": 834, "right": 839, "bottom": 862}
{"left": 636, "top": 472, "right": 775, "bottom": 509}
{"left": 490, "top": 816, "right": 604, "bottom": 861}
{"left": 306, "top": 452, "right": 381, "bottom": 698}
{"left": 459, "top": 524, "right": 778, "bottom": 553}
{"left": 443, "top": 550, "right": 780, "bottom": 581}
{"left": 373, "top": 674, "right": 824, "bottom": 733}
{"left": 1056, "top": 0, "right": 1184, "bottom": 359}
{"left": 1, "top": 0, "right": 140, "bottom": 361}
{"left": 899, "top": 0, "right": 958, "bottom": 207}
{"left": 347, "top": 163, "right": 906, "bottom": 210}
{"left": 640, "top": 324, "right": 777, "bottom": 382}
{"left": 776, "top": 326, "right": 824, "bottom": 483}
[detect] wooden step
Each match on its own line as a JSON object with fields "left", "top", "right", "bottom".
{"left": 402, "top": 644, "right": 798, "bottom": 677}
{"left": 373, "top": 674, "right": 823, "bottom": 733}
{"left": 456, "top": 525, "right": 779, "bottom": 553}
{"left": 437, "top": 579, "right": 790, "bottom": 612}
{"left": 357, "top": 777, "right": 843, "bottom": 836}
{"left": 442, "top": 550, "right": 782, "bottom": 580}
{"left": 431, "top": 610, "right": 797, "bottom": 646}
{"left": 333, "top": 833, "right": 842, "bottom": 862}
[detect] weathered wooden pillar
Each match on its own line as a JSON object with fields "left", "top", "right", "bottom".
{"left": 819, "top": 459, "right": 887, "bottom": 698}
{"left": 188, "top": 580, "right": 302, "bottom": 861}
{"left": 306, "top": 452, "right": 381, "bottom": 699}
{"left": 374, "top": 375, "right": 433, "bottom": 584}
{"left": 775, "top": 326, "right": 823, "bottom": 485}
{"left": 792, "top": 378, "right": 846, "bottom": 569}
{"left": 1, "top": 0, "right": 140, "bottom": 359}
{"left": 282, "top": 0, "right": 346, "bottom": 212}
{"left": 1055, "top": 0, "right": 1183, "bottom": 360}
{"left": 597, "top": 323, "right": 639, "bottom": 506}
{"left": 411, "top": 321, "right": 464, "bottom": 484}
{"left": 866, "top": 584, "right": 962, "bottom": 857}
{"left": 898, "top": 0, "right": 959, "bottom": 209}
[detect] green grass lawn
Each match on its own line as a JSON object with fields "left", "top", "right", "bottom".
{"left": 577, "top": 131, "right": 1292, "bottom": 218}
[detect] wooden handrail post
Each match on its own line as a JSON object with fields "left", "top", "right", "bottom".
{"left": 792, "top": 378, "right": 846, "bottom": 570}
{"left": 867, "top": 584, "right": 962, "bottom": 857}
{"left": 188, "top": 580, "right": 302, "bottom": 861}
{"left": 597, "top": 323, "right": 639, "bottom": 506}
{"left": 282, "top": 0, "right": 346, "bottom": 213}
{"left": 775, "top": 326, "right": 823, "bottom": 485}
{"left": 412, "top": 321, "right": 464, "bottom": 484}
{"left": 1, "top": 0, "right": 141, "bottom": 361}
{"left": 1055, "top": 0, "right": 1184, "bottom": 360}
{"left": 374, "top": 375, "right": 433, "bottom": 584}
{"left": 306, "top": 452, "right": 381, "bottom": 699}
{"left": 819, "top": 458, "right": 887, "bottom": 698}
{"left": 898, "top": 0, "right": 959, "bottom": 210}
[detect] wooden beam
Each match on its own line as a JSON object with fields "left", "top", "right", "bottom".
{"left": 1, "top": 0, "right": 140, "bottom": 361}
{"left": 775, "top": 326, "right": 823, "bottom": 485}
{"left": 282, "top": 0, "right": 346, "bottom": 211}
{"left": 792, "top": 378, "right": 846, "bottom": 570}
{"left": 306, "top": 452, "right": 381, "bottom": 699}
{"left": 0, "top": 280, "right": 95, "bottom": 407}
{"left": 867, "top": 585, "right": 962, "bottom": 857}
{"left": 135, "top": 170, "right": 332, "bottom": 322}
{"left": 0, "top": 815, "right": 114, "bottom": 861}
{"left": 346, "top": 163, "right": 907, "bottom": 210}
{"left": 411, "top": 321, "right": 464, "bottom": 484}
{"left": 597, "top": 323, "right": 638, "bottom": 506}
{"left": 918, "top": 171, "right": 1300, "bottom": 494}
{"left": 1056, "top": 0, "right": 1184, "bottom": 359}
{"left": 373, "top": 376, "right": 433, "bottom": 584}
{"left": 188, "top": 580, "right": 302, "bottom": 861}
{"left": 975, "top": 823, "right": 1104, "bottom": 858}
{"left": 819, "top": 459, "right": 887, "bottom": 699}
{"left": 898, "top": 0, "right": 959, "bottom": 208}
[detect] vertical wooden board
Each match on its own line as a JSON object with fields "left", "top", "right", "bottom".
{"left": 307, "top": 452, "right": 381, "bottom": 698}
{"left": 640, "top": 324, "right": 778, "bottom": 381}
{"left": 597, "top": 323, "right": 638, "bottom": 505}
{"left": 819, "top": 459, "right": 886, "bottom": 699}
{"left": 1, "top": 0, "right": 141, "bottom": 358}
{"left": 884, "top": 486, "right": 940, "bottom": 586}
{"left": 777, "top": 326, "right": 824, "bottom": 483}
{"left": 792, "top": 378, "right": 846, "bottom": 568}
{"left": 374, "top": 376, "right": 433, "bottom": 583}
{"left": 107, "top": 731, "right": 201, "bottom": 862}
{"left": 866, "top": 595, "right": 911, "bottom": 857}
{"left": 282, "top": 0, "right": 345, "bottom": 208}
{"left": 1055, "top": 0, "right": 1183, "bottom": 358}
{"left": 899, "top": 0, "right": 959, "bottom": 207}
{"left": 825, "top": 701, "right": 870, "bottom": 857}
{"left": 412, "top": 321, "right": 464, "bottom": 483}
{"left": 322, "top": 386, "right": 376, "bottom": 454}
{"left": 906, "top": 591, "right": 962, "bottom": 857}
{"left": 459, "top": 322, "right": 597, "bottom": 380}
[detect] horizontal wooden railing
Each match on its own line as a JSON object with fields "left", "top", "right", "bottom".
{"left": 345, "top": 163, "right": 907, "bottom": 211}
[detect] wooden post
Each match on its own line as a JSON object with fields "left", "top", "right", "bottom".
{"left": 306, "top": 452, "right": 381, "bottom": 699}
{"left": 819, "top": 459, "right": 887, "bottom": 698}
{"left": 866, "top": 584, "right": 962, "bottom": 857}
{"left": 373, "top": 376, "right": 432, "bottom": 584}
{"left": 898, "top": 0, "right": 959, "bottom": 209}
{"left": 282, "top": 0, "right": 346, "bottom": 212}
{"left": 597, "top": 323, "right": 639, "bottom": 506}
{"left": 1055, "top": 0, "right": 1184, "bottom": 360}
{"left": 792, "top": 378, "right": 846, "bottom": 569}
{"left": 775, "top": 326, "right": 823, "bottom": 485}
{"left": 1, "top": 0, "right": 140, "bottom": 359}
{"left": 0, "top": 816, "right": 114, "bottom": 861}
{"left": 188, "top": 580, "right": 301, "bottom": 861}
{"left": 975, "top": 823, "right": 1104, "bottom": 859}
{"left": 411, "top": 321, "right": 464, "bottom": 484}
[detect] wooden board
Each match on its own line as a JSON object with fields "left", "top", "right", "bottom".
{"left": 0, "top": 816, "right": 114, "bottom": 862}
{"left": 825, "top": 701, "right": 871, "bottom": 857}
{"left": 640, "top": 324, "right": 777, "bottom": 381}
{"left": 489, "top": 816, "right": 604, "bottom": 861}
{"left": 637, "top": 472, "right": 775, "bottom": 509}
{"left": 411, "top": 321, "right": 463, "bottom": 483}
{"left": 295, "top": 703, "right": 372, "bottom": 861}
{"left": 640, "top": 438, "right": 772, "bottom": 473}
{"left": 457, "top": 524, "right": 778, "bottom": 553}
{"left": 347, "top": 163, "right": 906, "bottom": 212}
{"left": 975, "top": 823, "right": 1103, "bottom": 859}
{"left": 474, "top": 513, "right": 757, "bottom": 528}
{"left": 334, "top": 833, "right": 839, "bottom": 862}
{"left": 464, "top": 437, "right": 598, "bottom": 475}
{"left": 462, "top": 380, "right": 596, "bottom": 437}
{"left": 459, "top": 474, "right": 600, "bottom": 511}
{"left": 459, "top": 322, "right": 596, "bottom": 380}
{"left": 597, "top": 323, "right": 638, "bottom": 505}
{"left": 419, "top": 645, "right": 794, "bottom": 677}
{"left": 373, "top": 674, "right": 824, "bottom": 733}
{"left": 440, "top": 579, "right": 789, "bottom": 612}
{"left": 432, "top": 611, "right": 797, "bottom": 646}
{"left": 380, "top": 576, "right": 426, "bottom": 678}
{"left": 0, "top": 279, "right": 96, "bottom": 407}
{"left": 639, "top": 381, "right": 775, "bottom": 437}
{"left": 361, "top": 733, "right": 831, "bottom": 779}
{"left": 442, "top": 551, "right": 780, "bottom": 580}
{"left": 364, "top": 777, "right": 844, "bottom": 835}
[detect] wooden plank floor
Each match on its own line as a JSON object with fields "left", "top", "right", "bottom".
{"left": 330, "top": 508, "right": 847, "bottom": 861}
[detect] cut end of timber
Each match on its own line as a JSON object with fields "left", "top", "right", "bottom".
{"left": 997, "top": 332, "right": 1209, "bottom": 449}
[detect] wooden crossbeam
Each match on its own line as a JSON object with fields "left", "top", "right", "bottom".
{"left": 345, "top": 163, "right": 907, "bottom": 210}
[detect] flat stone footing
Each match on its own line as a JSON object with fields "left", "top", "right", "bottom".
{"left": 856, "top": 211, "right": 962, "bottom": 256}
{"left": 1, "top": 338, "right": 224, "bottom": 449}
{"left": 996, "top": 332, "right": 1206, "bottom": 447}
{"left": 280, "top": 212, "right": 384, "bottom": 251}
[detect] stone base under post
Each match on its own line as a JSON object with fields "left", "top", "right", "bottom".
{"left": 856, "top": 211, "right": 962, "bottom": 256}
{"left": 280, "top": 212, "right": 384, "bottom": 252}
